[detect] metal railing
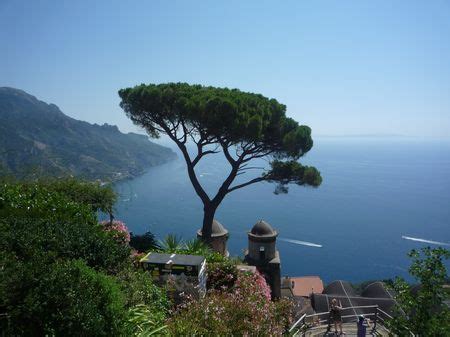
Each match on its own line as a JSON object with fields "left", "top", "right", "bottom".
{"left": 288, "top": 304, "right": 411, "bottom": 336}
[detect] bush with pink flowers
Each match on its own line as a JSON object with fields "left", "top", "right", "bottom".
{"left": 206, "top": 261, "right": 238, "bottom": 291}
{"left": 100, "top": 220, "right": 131, "bottom": 245}
{"left": 168, "top": 270, "right": 293, "bottom": 336}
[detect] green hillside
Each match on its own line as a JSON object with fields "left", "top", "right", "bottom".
{"left": 0, "top": 87, "right": 176, "bottom": 181}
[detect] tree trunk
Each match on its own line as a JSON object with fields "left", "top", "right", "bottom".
{"left": 200, "top": 203, "right": 217, "bottom": 244}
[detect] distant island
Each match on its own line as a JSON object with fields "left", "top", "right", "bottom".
{"left": 0, "top": 87, "right": 176, "bottom": 181}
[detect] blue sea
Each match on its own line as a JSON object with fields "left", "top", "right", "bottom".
{"left": 110, "top": 138, "right": 450, "bottom": 283}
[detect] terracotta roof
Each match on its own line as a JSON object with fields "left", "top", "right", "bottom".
{"left": 290, "top": 276, "right": 324, "bottom": 297}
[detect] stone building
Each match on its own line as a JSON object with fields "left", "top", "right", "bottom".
{"left": 244, "top": 220, "right": 281, "bottom": 299}
{"left": 197, "top": 219, "right": 229, "bottom": 256}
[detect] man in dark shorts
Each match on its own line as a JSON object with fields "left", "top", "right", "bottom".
{"left": 329, "top": 298, "right": 345, "bottom": 335}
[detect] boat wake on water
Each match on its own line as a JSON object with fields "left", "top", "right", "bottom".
{"left": 402, "top": 236, "right": 450, "bottom": 247}
{"left": 279, "top": 237, "right": 322, "bottom": 248}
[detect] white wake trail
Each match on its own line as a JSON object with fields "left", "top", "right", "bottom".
{"left": 279, "top": 237, "right": 322, "bottom": 248}
{"left": 402, "top": 236, "right": 450, "bottom": 247}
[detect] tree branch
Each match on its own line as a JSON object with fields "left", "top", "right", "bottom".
{"left": 228, "top": 176, "right": 267, "bottom": 193}
{"left": 220, "top": 139, "right": 236, "bottom": 166}
{"left": 192, "top": 149, "right": 220, "bottom": 167}
{"left": 242, "top": 149, "right": 275, "bottom": 163}
{"left": 160, "top": 123, "right": 210, "bottom": 204}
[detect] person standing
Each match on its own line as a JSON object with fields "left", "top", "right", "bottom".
{"left": 357, "top": 315, "right": 371, "bottom": 337}
{"left": 329, "top": 298, "right": 345, "bottom": 335}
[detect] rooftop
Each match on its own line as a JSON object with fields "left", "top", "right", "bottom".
{"left": 289, "top": 276, "right": 324, "bottom": 297}
{"left": 197, "top": 219, "right": 228, "bottom": 237}
{"left": 249, "top": 220, "right": 277, "bottom": 237}
{"left": 139, "top": 252, "right": 205, "bottom": 266}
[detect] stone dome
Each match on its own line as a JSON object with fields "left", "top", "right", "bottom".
{"left": 197, "top": 219, "right": 228, "bottom": 237}
{"left": 362, "top": 282, "right": 393, "bottom": 299}
{"left": 249, "top": 220, "right": 277, "bottom": 237}
{"left": 323, "top": 280, "right": 356, "bottom": 297}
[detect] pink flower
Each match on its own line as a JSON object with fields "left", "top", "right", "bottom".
{"left": 99, "top": 220, "right": 131, "bottom": 244}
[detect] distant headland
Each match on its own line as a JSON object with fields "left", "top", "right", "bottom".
{"left": 0, "top": 87, "right": 176, "bottom": 182}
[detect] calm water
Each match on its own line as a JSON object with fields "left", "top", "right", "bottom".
{"left": 111, "top": 138, "right": 450, "bottom": 283}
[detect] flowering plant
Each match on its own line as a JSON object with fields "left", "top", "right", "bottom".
{"left": 168, "top": 270, "right": 293, "bottom": 336}
{"left": 206, "top": 261, "right": 238, "bottom": 291}
{"left": 99, "top": 220, "right": 131, "bottom": 245}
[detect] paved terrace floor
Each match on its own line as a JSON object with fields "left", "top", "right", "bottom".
{"left": 298, "top": 322, "right": 390, "bottom": 336}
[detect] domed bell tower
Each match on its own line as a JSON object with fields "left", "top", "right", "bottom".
{"left": 197, "top": 219, "right": 229, "bottom": 256}
{"left": 244, "top": 220, "right": 281, "bottom": 299}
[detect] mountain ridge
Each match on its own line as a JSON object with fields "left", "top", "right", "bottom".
{"left": 0, "top": 87, "right": 176, "bottom": 181}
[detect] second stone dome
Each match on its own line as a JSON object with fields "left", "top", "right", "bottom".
{"left": 250, "top": 220, "right": 277, "bottom": 237}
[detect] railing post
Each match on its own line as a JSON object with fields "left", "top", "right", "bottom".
{"left": 326, "top": 313, "right": 331, "bottom": 334}
{"left": 300, "top": 315, "right": 306, "bottom": 337}
{"left": 372, "top": 306, "right": 378, "bottom": 334}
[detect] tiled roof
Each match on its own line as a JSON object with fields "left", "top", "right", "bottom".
{"left": 290, "top": 276, "right": 324, "bottom": 297}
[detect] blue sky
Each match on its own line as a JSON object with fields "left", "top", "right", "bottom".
{"left": 1, "top": 0, "right": 450, "bottom": 139}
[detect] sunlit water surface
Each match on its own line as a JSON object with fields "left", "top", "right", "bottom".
{"left": 110, "top": 138, "right": 450, "bottom": 283}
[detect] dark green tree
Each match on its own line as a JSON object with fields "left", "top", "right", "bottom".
{"left": 129, "top": 231, "right": 161, "bottom": 252}
{"left": 0, "top": 181, "right": 130, "bottom": 335}
{"left": 0, "top": 181, "right": 130, "bottom": 272}
{"left": 0, "top": 258, "right": 128, "bottom": 336}
{"left": 119, "top": 83, "right": 322, "bottom": 241}
{"left": 388, "top": 247, "right": 450, "bottom": 336}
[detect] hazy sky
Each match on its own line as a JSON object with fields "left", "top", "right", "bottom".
{"left": 1, "top": 1, "right": 450, "bottom": 139}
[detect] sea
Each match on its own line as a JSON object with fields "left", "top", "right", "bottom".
{"left": 109, "top": 137, "right": 450, "bottom": 283}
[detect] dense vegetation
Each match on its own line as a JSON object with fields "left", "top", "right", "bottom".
{"left": 119, "top": 83, "right": 321, "bottom": 240}
{"left": 0, "top": 87, "right": 176, "bottom": 181}
{"left": 0, "top": 178, "right": 293, "bottom": 336}
{"left": 0, "top": 179, "right": 168, "bottom": 335}
{"left": 388, "top": 247, "right": 450, "bottom": 336}
{"left": 168, "top": 271, "right": 293, "bottom": 335}
{"left": 3, "top": 178, "right": 446, "bottom": 336}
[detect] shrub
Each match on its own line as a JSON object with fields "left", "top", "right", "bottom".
{"left": 387, "top": 247, "right": 450, "bottom": 336}
{"left": 1, "top": 258, "right": 128, "bottom": 336}
{"left": 100, "top": 219, "right": 131, "bottom": 245}
{"left": 126, "top": 304, "right": 168, "bottom": 336}
{"left": 0, "top": 181, "right": 130, "bottom": 272}
{"left": 206, "top": 261, "right": 238, "bottom": 291}
{"left": 0, "top": 180, "right": 133, "bottom": 335}
{"left": 168, "top": 271, "right": 293, "bottom": 336}
{"left": 116, "top": 267, "right": 170, "bottom": 322}
{"left": 158, "top": 235, "right": 229, "bottom": 263}
{"left": 130, "top": 231, "right": 160, "bottom": 252}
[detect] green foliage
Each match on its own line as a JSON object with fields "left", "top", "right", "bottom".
{"left": 130, "top": 231, "right": 161, "bottom": 252}
{"left": 387, "top": 247, "right": 450, "bottom": 336}
{"left": 38, "top": 177, "right": 117, "bottom": 214}
{"left": 157, "top": 235, "right": 228, "bottom": 263}
{"left": 116, "top": 268, "right": 170, "bottom": 317}
{"left": 1, "top": 258, "right": 128, "bottom": 336}
{"left": 0, "top": 179, "right": 166, "bottom": 336}
{"left": 160, "top": 234, "right": 184, "bottom": 253}
{"left": 126, "top": 304, "right": 168, "bottom": 336}
{"left": 206, "top": 261, "right": 239, "bottom": 291}
{"left": 168, "top": 271, "right": 293, "bottom": 336}
{"left": 119, "top": 83, "right": 312, "bottom": 155}
{"left": 0, "top": 176, "right": 118, "bottom": 215}
{"left": 119, "top": 83, "right": 321, "bottom": 238}
{"left": 116, "top": 268, "right": 170, "bottom": 336}
{"left": 0, "top": 87, "right": 175, "bottom": 182}
{"left": 266, "top": 160, "right": 322, "bottom": 193}
{"left": 0, "top": 181, "right": 130, "bottom": 272}
{"left": 183, "top": 238, "right": 229, "bottom": 263}
{"left": 184, "top": 237, "right": 209, "bottom": 254}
